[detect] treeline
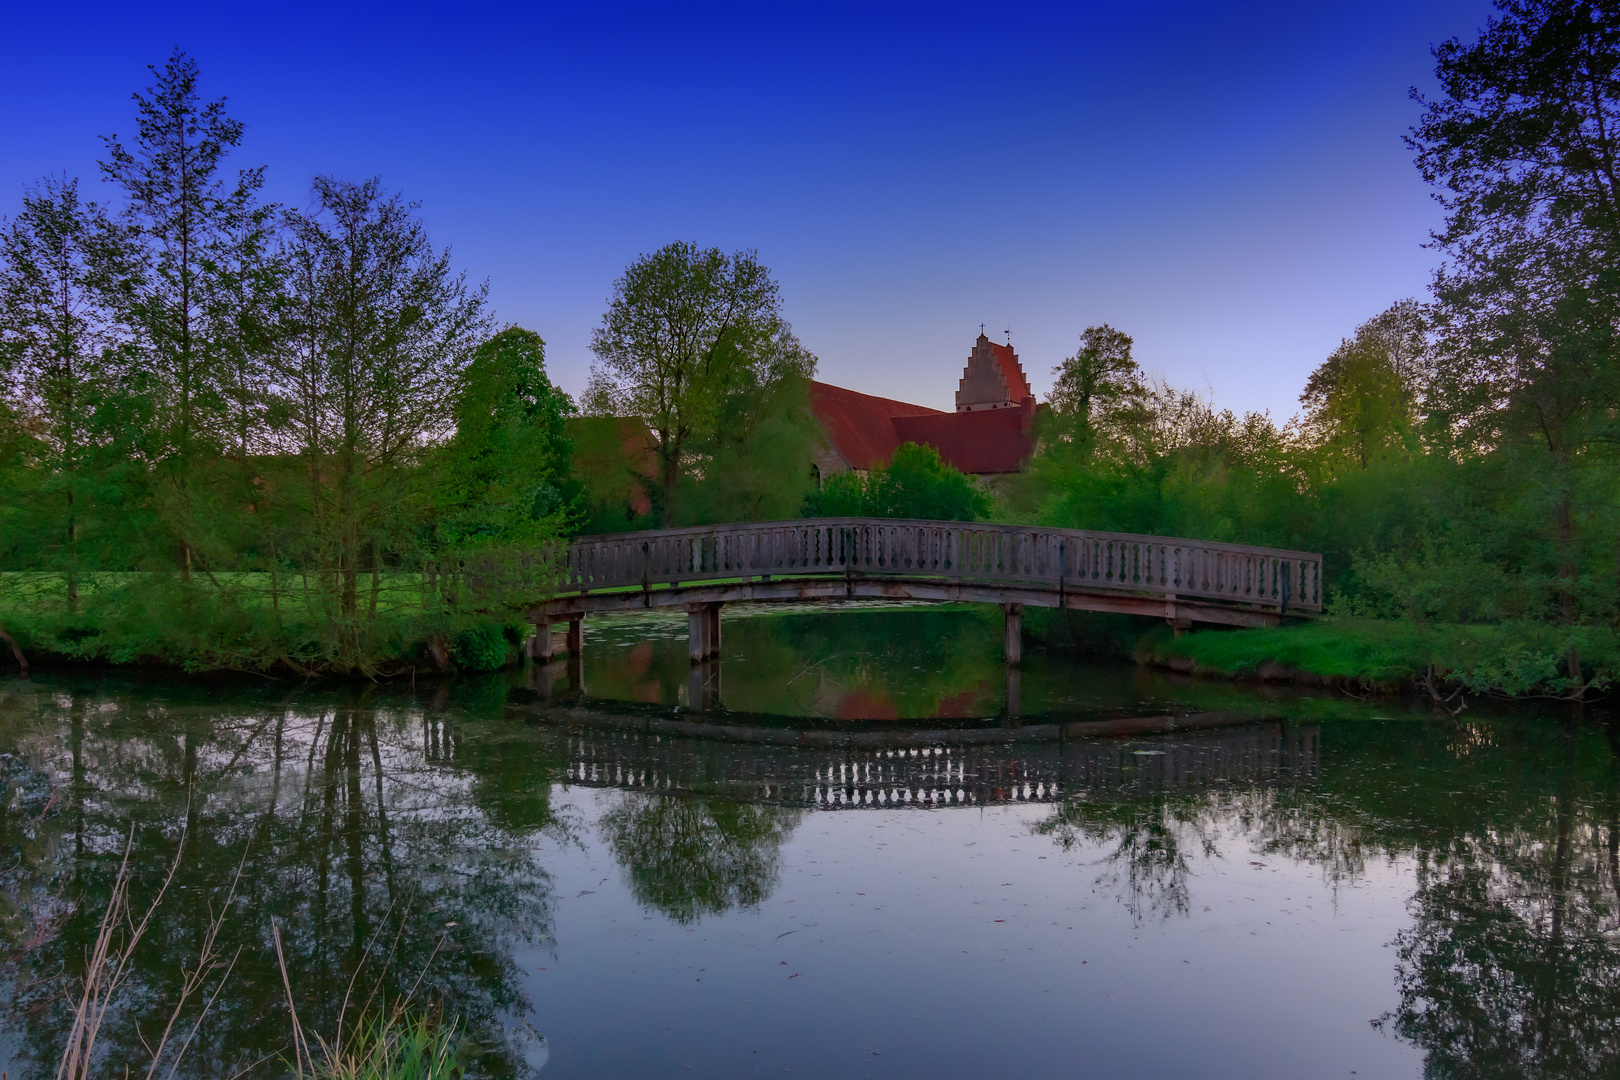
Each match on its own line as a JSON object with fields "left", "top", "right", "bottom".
{"left": 0, "top": 52, "right": 579, "bottom": 673}
{"left": 1012, "top": 0, "right": 1620, "bottom": 694}
{"left": 4, "top": 0, "right": 1617, "bottom": 692}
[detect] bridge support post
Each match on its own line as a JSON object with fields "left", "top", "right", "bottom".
{"left": 529, "top": 619, "right": 555, "bottom": 662}
{"left": 706, "top": 602, "right": 722, "bottom": 658}
{"left": 1002, "top": 603, "right": 1022, "bottom": 665}
{"left": 687, "top": 602, "right": 723, "bottom": 663}
{"left": 1005, "top": 666, "right": 1022, "bottom": 718}
{"left": 566, "top": 614, "right": 585, "bottom": 656}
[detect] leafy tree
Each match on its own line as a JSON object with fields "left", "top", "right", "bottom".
{"left": 99, "top": 50, "right": 277, "bottom": 579}
{"left": 439, "top": 326, "right": 581, "bottom": 544}
{"left": 585, "top": 242, "right": 801, "bottom": 525}
{"left": 1045, "top": 324, "right": 1147, "bottom": 455}
{"left": 0, "top": 176, "right": 133, "bottom": 603}
{"left": 679, "top": 325, "right": 820, "bottom": 524}
{"left": 809, "top": 442, "right": 991, "bottom": 522}
{"left": 1298, "top": 300, "right": 1428, "bottom": 472}
{"left": 1409, "top": 0, "right": 1620, "bottom": 642}
{"left": 269, "top": 176, "right": 491, "bottom": 668}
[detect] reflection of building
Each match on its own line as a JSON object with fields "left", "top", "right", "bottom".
{"left": 554, "top": 719, "right": 1320, "bottom": 810}
{"left": 811, "top": 333, "right": 1040, "bottom": 481}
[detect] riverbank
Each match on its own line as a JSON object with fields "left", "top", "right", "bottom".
{"left": 1129, "top": 617, "right": 1616, "bottom": 698}
{"left": 0, "top": 575, "right": 528, "bottom": 675}
{"left": 3, "top": 584, "right": 1612, "bottom": 702}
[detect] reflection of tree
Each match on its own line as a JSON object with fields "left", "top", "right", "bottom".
{"left": 1374, "top": 730, "right": 1620, "bottom": 1079}
{"left": 0, "top": 681, "right": 569, "bottom": 1080}
{"left": 599, "top": 793, "right": 800, "bottom": 923}
{"left": 1033, "top": 795, "right": 1216, "bottom": 922}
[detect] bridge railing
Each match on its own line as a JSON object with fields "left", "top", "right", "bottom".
{"left": 561, "top": 518, "right": 1322, "bottom": 613}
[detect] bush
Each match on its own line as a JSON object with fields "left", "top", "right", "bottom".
{"left": 806, "top": 443, "right": 991, "bottom": 521}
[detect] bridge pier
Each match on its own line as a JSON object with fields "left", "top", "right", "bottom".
{"left": 529, "top": 614, "right": 585, "bottom": 662}
{"left": 1002, "top": 603, "right": 1022, "bottom": 665}
{"left": 687, "top": 602, "right": 723, "bottom": 663}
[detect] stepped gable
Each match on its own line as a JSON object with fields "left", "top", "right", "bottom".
{"left": 810, "top": 381, "right": 943, "bottom": 472}
{"left": 955, "top": 333, "right": 1033, "bottom": 412}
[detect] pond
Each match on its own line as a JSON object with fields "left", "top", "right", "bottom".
{"left": 0, "top": 604, "right": 1616, "bottom": 1079}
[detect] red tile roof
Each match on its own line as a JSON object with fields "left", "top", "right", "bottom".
{"left": 990, "top": 342, "right": 1032, "bottom": 403}
{"left": 811, "top": 380, "right": 1034, "bottom": 476}
{"left": 893, "top": 407, "right": 1033, "bottom": 475}
{"left": 810, "top": 381, "right": 942, "bottom": 471}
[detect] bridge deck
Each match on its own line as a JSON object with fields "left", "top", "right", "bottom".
{"left": 533, "top": 518, "right": 1321, "bottom": 632}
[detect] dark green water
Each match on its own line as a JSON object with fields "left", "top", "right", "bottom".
{"left": 0, "top": 605, "right": 1616, "bottom": 1079}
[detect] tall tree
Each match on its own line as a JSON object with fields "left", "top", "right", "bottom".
{"left": 1299, "top": 300, "right": 1428, "bottom": 471}
{"left": 440, "top": 326, "right": 580, "bottom": 545}
{"left": 100, "top": 48, "right": 270, "bottom": 577}
{"left": 1046, "top": 324, "right": 1146, "bottom": 454}
{"left": 1410, "top": 0, "right": 1620, "bottom": 643}
{"left": 0, "top": 176, "right": 131, "bottom": 603}
{"left": 586, "top": 242, "right": 790, "bottom": 525}
{"left": 271, "top": 176, "right": 490, "bottom": 668}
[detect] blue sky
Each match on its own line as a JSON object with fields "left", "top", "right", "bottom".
{"left": 1, "top": 0, "right": 1495, "bottom": 419}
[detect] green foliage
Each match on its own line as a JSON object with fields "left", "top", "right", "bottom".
{"left": 807, "top": 442, "right": 991, "bottom": 522}
{"left": 678, "top": 358, "right": 820, "bottom": 525}
{"left": 437, "top": 327, "right": 581, "bottom": 560}
{"left": 0, "top": 55, "right": 581, "bottom": 675}
{"left": 1298, "top": 300, "right": 1426, "bottom": 473}
{"left": 299, "top": 1012, "right": 464, "bottom": 1080}
{"left": 1136, "top": 617, "right": 1617, "bottom": 697}
{"left": 585, "top": 242, "right": 816, "bottom": 525}
{"left": 450, "top": 622, "right": 511, "bottom": 673}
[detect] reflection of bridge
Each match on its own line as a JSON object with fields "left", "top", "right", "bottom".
{"left": 529, "top": 518, "right": 1322, "bottom": 663}
{"left": 549, "top": 713, "right": 1320, "bottom": 810}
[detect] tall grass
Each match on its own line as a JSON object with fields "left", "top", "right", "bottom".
{"left": 55, "top": 830, "right": 464, "bottom": 1080}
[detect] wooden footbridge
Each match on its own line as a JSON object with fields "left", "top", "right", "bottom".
{"left": 528, "top": 517, "right": 1321, "bottom": 664}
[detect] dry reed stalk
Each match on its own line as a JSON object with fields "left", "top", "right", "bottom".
{"left": 141, "top": 848, "right": 249, "bottom": 1080}
{"left": 55, "top": 825, "right": 182, "bottom": 1080}
{"left": 54, "top": 822, "right": 245, "bottom": 1080}
{"left": 272, "top": 919, "right": 312, "bottom": 1077}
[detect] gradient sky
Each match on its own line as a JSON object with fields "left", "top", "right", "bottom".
{"left": 1, "top": 0, "right": 1497, "bottom": 419}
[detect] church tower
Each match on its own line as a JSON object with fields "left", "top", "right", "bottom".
{"left": 955, "top": 333, "right": 1034, "bottom": 412}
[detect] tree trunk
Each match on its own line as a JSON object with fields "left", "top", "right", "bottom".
{"left": 660, "top": 436, "right": 679, "bottom": 528}
{"left": 0, "top": 626, "right": 27, "bottom": 674}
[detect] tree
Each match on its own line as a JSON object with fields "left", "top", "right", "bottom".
{"left": 586, "top": 242, "right": 795, "bottom": 525}
{"left": 101, "top": 48, "right": 273, "bottom": 578}
{"left": 0, "top": 176, "right": 131, "bottom": 603}
{"left": 270, "top": 176, "right": 490, "bottom": 668}
{"left": 1409, "top": 0, "right": 1620, "bottom": 646}
{"left": 1299, "top": 300, "right": 1428, "bottom": 471}
{"left": 810, "top": 442, "right": 992, "bottom": 522}
{"left": 439, "top": 326, "right": 580, "bottom": 545}
{"left": 1046, "top": 323, "right": 1146, "bottom": 453}
{"left": 679, "top": 325, "right": 820, "bottom": 524}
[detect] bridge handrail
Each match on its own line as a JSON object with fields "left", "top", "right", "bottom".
{"left": 559, "top": 517, "right": 1322, "bottom": 613}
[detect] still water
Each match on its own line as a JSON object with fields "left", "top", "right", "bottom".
{"left": 0, "top": 605, "right": 1616, "bottom": 1079}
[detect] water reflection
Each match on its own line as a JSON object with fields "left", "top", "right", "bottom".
{"left": 0, "top": 664, "right": 1617, "bottom": 1078}
{"left": 0, "top": 682, "right": 562, "bottom": 1080}
{"left": 599, "top": 795, "right": 800, "bottom": 923}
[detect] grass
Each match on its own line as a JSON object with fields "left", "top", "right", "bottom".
{"left": 1134, "top": 616, "right": 1617, "bottom": 697}
{"left": 0, "top": 570, "right": 529, "bottom": 675}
